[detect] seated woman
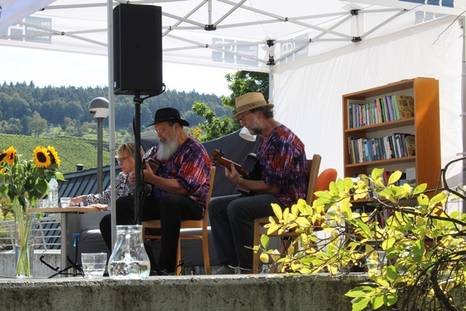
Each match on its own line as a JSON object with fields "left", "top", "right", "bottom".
{"left": 70, "top": 142, "right": 142, "bottom": 209}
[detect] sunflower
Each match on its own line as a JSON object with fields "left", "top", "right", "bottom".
{"left": 4, "top": 146, "right": 16, "bottom": 165}
{"left": 0, "top": 152, "right": 6, "bottom": 164}
{"left": 47, "top": 146, "right": 61, "bottom": 167}
{"left": 33, "top": 146, "right": 51, "bottom": 169}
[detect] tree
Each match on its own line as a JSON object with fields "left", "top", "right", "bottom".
{"left": 258, "top": 168, "right": 466, "bottom": 311}
{"left": 63, "top": 117, "right": 81, "bottom": 136}
{"left": 191, "top": 70, "right": 269, "bottom": 141}
{"left": 0, "top": 118, "right": 23, "bottom": 134}
{"left": 28, "top": 112, "right": 48, "bottom": 136}
{"left": 221, "top": 71, "right": 269, "bottom": 109}
{"left": 191, "top": 102, "right": 236, "bottom": 142}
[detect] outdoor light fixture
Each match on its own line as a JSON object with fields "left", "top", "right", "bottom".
{"left": 89, "top": 97, "right": 109, "bottom": 193}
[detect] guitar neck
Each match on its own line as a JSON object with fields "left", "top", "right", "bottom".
{"left": 214, "top": 157, "right": 248, "bottom": 177}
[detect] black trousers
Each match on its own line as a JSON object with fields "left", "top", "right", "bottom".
{"left": 100, "top": 193, "right": 202, "bottom": 272}
{"left": 209, "top": 193, "right": 279, "bottom": 269}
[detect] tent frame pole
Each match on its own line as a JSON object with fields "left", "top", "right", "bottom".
{"left": 214, "top": 0, "right": 247, "bottom": 27}
{"left": 163, "top": 0, "right": 208, "bottom": 36}
{"left": 107, "top": 0, "right": 117, "bottom": 250}
{"left": 462, "top": 17, "right": 466, "bottom": 213}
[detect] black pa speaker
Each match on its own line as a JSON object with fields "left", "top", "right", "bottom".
{"left": 113, "top": 4, "right": 163, "bottom": 96}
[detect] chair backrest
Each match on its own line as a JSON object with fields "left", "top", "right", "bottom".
{"left": 312, "top": 168, "right": 338, "bottom": 201}
{"left": 305, "top": 154, "right": 322, "bottom": 204}
{"left": 203, "top": 165, "right": 216, "bottom": 221}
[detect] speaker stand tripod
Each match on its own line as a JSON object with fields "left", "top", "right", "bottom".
{"left": 133, "top": 93, "right": 145, "bottom": 224}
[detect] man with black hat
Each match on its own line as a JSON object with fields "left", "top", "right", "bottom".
{"left": 100, "top": 107, "right": 211, "bottom": 275}
{"left": 209, "top": 92, "right": 308, "bottom": 274}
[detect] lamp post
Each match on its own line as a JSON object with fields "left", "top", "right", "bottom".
{"left": 89, "top": 97, "right": 109, "bottom": 193}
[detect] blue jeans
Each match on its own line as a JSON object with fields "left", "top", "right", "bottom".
{"left": 209, "top": 193, "right": 279, "bottom": 269}
{"left": 100, "top": 193, "right": 202, "bottom": 272}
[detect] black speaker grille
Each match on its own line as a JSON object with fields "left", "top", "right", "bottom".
{"left": 113, "top": 4, "right": 163, "bottom": 96}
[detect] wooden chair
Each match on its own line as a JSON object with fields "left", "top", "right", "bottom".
{"left": 143, "top": 166, "right": 216, "bottom": 275}
{"left": 252, "top": 154, "right": 322, "bottom": 273}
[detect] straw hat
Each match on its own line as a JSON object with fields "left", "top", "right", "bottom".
{"left": 234, "top": 92, "right": 273, "bottom": 117}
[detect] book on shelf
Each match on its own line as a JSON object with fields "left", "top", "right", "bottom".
{"left": 404, "top": 134, "right": 415, "bottom": 156}
{"left": 397, "top": 95, "right": 415, "bottom": 119}
{"left": 347, "top": 133, "right": 415, "bottom": 164}
{"left": 347, "top": 95, "right": 414, "bottom": 129}
{"left": 405, "top": 167, "right": 416, "bottom": 185}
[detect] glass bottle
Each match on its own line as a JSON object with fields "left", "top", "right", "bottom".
{"left": 48, "top": 178, "right": 59, "bottom": 207}
{"left": 107, "top": 225, "right": 150, "bottom": 279}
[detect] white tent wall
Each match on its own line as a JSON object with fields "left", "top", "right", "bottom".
{"left": 272, "top": 16, "right": 463, "bottom": 190}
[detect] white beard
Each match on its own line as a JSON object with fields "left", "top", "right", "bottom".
{"left": 156, "top": 138, "right": 179, "bottom": 161}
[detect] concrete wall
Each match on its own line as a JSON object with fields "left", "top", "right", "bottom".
{"left": 0, "top": 274, "right": 366, "bottom": 311}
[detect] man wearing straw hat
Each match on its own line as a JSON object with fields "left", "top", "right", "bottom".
{"left": 209, "top": 92, "right": 308, "bottom": 274}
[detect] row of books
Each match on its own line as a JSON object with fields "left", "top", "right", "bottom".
{"left": 348, "top": 133, "right": 415, "bottom": 164}
{"left": 347, "top": 95, "right": 415, "bottom": 129}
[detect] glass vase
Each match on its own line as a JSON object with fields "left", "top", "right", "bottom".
{"left": 15, "top": 212, "right": 34, "bottom": 278}
{"left": 108, "top": 225, "right": 150, "bottom": 279}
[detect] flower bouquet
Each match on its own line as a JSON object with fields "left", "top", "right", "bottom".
{"left": 0, "top": 145, "right": 63, "bottom": 277}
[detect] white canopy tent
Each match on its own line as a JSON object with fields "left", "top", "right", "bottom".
{"left": 1, "top": 0, "right": 461, "bottom": 70}
{"left": 0, "top": 0, "right": 465, "bottom": 239}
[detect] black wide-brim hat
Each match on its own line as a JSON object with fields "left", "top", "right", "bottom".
{"left": 147, "top": 107, "right": 189, "bottom": 127}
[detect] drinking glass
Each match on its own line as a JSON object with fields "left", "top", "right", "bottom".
{"left": 81, "top": 252, "right": 107, "bottom": 278}
{"left": 60, "top": 197, "right": 71, "bottom": 208}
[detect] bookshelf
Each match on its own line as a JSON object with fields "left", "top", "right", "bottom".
{"left": 342, "top": 78, "right": 441, "bottom": 188}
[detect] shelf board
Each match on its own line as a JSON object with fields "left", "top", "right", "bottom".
{"left": 345, "top": 118, "right": 415, "bottom": 134}
{"left": 343, "top": 79, "right": 415, "bottom": 98}
{"left": 345, "top": 156, "right": 416, "bottom": 168}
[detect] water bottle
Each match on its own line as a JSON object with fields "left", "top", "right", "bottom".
{"left": 48, "top": 178, "right": 59, "bottom": 207}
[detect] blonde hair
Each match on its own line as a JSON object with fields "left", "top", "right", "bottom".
{"left": 117, "top": 143, "right": 144, "bottom": 158}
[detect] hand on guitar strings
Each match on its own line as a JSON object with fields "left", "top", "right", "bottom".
{"left": 142, "top": 161, "right": 157, "bottom": 183}
{"left": 225, "top": 163, "right": 242, "bottom": 184}
{"left": 128, "top": 160, "right": 157, "bottom": 185}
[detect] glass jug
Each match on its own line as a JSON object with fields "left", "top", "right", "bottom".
{"left": 108, "top": 225, "right": 150, "bottom": 279}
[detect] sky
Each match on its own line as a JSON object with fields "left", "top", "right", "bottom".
{"left": 0, "top": 46, "right": 235, "bottom": 96}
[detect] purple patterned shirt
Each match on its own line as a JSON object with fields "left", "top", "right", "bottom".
{"left": 256, "top": 125, "right": 308, "bottom": 207}
{"left": 145, "top": 137, "right": 211, "bottom": 210}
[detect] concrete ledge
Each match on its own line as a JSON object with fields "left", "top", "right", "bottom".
{"left": 0, "top": 274, "right": 367, "bottom": 311}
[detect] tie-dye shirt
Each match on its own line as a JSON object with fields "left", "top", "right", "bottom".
{"left": 256, "top": 125, "right": 308, "bottom": 207}
{"left": 145, "top": 137, "right": 211, "bottom": 210}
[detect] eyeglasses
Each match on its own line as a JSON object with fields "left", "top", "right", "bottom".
{"left": 236, "top": 111, "right": 252, "bottom": 123}
{"left": 117, "top": 155, "right": 130, "bottom": 163}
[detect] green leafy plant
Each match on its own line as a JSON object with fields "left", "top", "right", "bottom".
{"left": 190, "top": 102, "right": 237, "bottom": 142}
{"left": 0, "top": 145, "right": 64, "bottom": 277}
{"left": 257, "top": 168, "right": 466, "bottom": 311}
{"left": 191, "top": 70, "right": 269, "bottom": 141}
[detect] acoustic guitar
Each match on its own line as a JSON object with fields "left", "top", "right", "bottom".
{"left": 210, "top": 149, "right": 249, "bottom": 177}
{"left": 211, "top": 149, "right": 261, "bottom": 195}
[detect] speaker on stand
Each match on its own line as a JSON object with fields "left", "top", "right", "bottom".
{"left": 113, "top": 3, "right": 165, "bottom": 223}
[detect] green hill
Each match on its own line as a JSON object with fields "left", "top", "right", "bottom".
{"left": 0, "top": 134, "right": 109, "bottom": 173}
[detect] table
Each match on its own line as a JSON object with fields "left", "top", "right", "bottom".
{"left": 29, "top": 207, "right": 105, "bottom": 274}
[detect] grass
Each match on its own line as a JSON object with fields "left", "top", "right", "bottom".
{"left": 0, "top": 134, "right": 110, "bottom": 173}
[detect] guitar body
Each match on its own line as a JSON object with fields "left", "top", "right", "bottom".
{"left": 241, "top": 153, "right": 261, "bottom": 180}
